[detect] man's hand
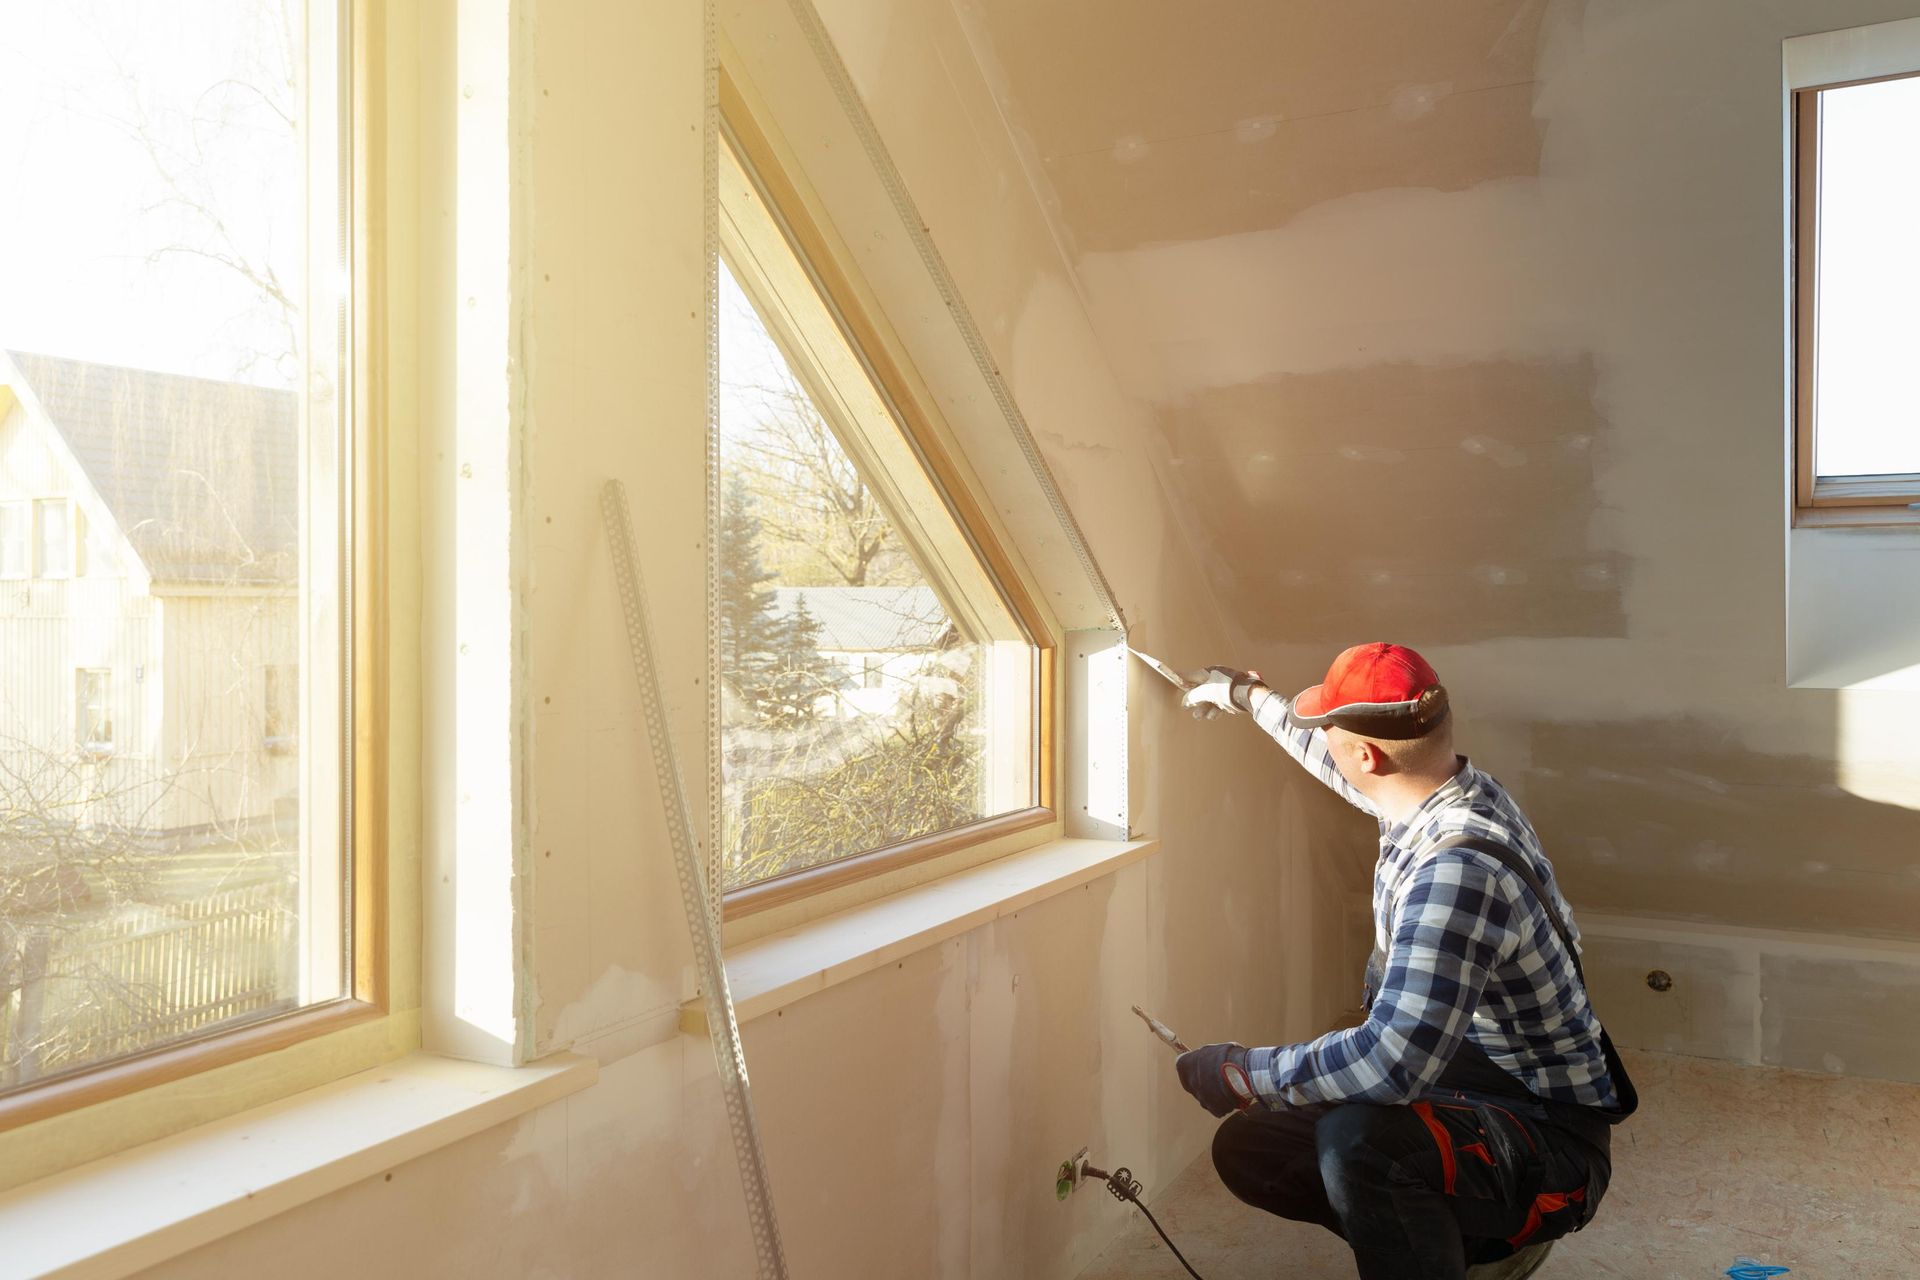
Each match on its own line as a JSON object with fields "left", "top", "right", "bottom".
{"left": 1182, "top": 667, "right": 1260, "bottom": 721}
{"left": 1175, "top": 1042, "right": 1258, "bottom": 1116}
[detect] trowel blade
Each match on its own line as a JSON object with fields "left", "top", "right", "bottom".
{"left": 1126, "top": 645, "right": 1197, "bottom": 692}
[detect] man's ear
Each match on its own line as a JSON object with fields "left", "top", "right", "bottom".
{"left": 1355, "top": 740, "right": 1388, "bottom": 776}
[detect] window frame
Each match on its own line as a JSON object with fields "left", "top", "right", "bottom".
{"left": 0, "top": 0, "right": 389, "bottom": 1135}
{"left": 715, "top": 69, "right": 1057, "bottom": 922}
{"left": 1792, "top": 73, "right": 1920, "bottom": 528}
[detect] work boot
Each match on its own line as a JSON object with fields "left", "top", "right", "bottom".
{"left": 1466, "top": 1241, "right": 1554, "bottom": 1279}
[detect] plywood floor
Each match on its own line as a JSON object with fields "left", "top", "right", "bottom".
{"left": 1077, "top": 1050, "right": 1920, "bottom": 1279}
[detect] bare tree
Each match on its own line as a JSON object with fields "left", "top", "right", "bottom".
{"left": 731, "top": 380, "right": 917, "bottom": 588}
{"left": 0, "top": 731, "right": 296, "bottom": 1088}
{"left": 86, "top": 0, "right": 303, "bottom": 382}
{"left": 726, "top": 663, "right": 982, "bottom": 888}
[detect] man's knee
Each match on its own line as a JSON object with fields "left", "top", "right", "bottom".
{"left": 1209, "top": 1110, "right": 1260, "bottom": 1192}
{"left": 1313, "top": 1105, "right": 1401, "bottom": 1207}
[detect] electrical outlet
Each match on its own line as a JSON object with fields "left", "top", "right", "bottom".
{"left": 1054, "top": 1146, "right": 1091, "bottom": 1201}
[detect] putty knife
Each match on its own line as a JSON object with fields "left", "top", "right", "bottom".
{"left": 1126, "top": 645, "right": 1197, "bottom": 692}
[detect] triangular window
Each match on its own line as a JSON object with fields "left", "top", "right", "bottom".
{"left": 716, "top": 134, "right": 1042, "bottom": 896}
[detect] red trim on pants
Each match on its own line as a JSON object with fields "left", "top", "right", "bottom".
{"left": 1410, "top": 1101, "right": 1457, "bottom": 1194}
{"left": 1507, "top": 1187, "right": 1587, "bottom": 1247}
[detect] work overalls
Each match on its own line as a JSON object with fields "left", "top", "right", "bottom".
{"left": 1210, "top": 838, "right": 1635, "bottom": 1280}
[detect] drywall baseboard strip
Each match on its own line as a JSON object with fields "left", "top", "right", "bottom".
{"left": 1578, "top": 912, "right": 1920, "bottom": 1086}
{"left": 1579, "top": 912, "right": 1920, "bottom": 963}
{"left": 681, "top": 836, "right": 1160, "bottom": 1034}
{"left": 2, "top": 1051, "right": 596, "bottom": 1280}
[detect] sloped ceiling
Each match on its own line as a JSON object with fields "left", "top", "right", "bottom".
{"left": 962, "top": 0, "right": 1617, "bottom": 648}
{"left": 972, "top": 0, "right": 1553, "bottom": 252}
{"left": 945, "top": 0, "right": 1920, "bottom": 951}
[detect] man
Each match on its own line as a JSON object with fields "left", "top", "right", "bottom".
{"left": 1177, "top": 642, "right": 1634, "bottom": 1280}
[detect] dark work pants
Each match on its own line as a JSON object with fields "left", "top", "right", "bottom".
{"left": 1210, "top": 1052, "right": 1611, "bottom": 1280}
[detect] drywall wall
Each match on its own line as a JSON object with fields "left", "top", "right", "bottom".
{"left": 129, "top": 0, "right": 1363, "bottom": 1276}
{"left": 956, "top": 0, "right": 1920, "bottom": 1074}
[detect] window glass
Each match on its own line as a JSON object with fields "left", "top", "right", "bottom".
{"left": 75, "top": 669, "right": 113, "bottom": 751}
{"left": 0, "top": 504, "right": 25, "bottom": 577}
{"left": 1812, "top": 75, "right": 1920, "bottom": 479}
{"left": 715, "top": 138, "right": 1037, "bottom": 894}
{"left": 35, "top": 499, "right": 71, "bottom": 577}
{"left": 0, "top": 0, "right": 346, "bottom": 1096}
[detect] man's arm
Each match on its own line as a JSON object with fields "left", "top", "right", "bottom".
{"left": 1242, "top": 853, "right": 1516, "bottom": 1107}
{"left": 1233, "top": 678, "right": 1377, "bottom": 816}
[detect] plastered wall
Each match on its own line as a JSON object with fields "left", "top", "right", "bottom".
{"left": 955, "top": 0, "right": 1920, "bottom": 1077}
{"left": 132, "top": 0, "right": 1359, "bottom": 1276}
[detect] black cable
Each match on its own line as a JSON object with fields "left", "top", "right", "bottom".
{"left": 1082, "top": 1165, "right": 1206, "bottom": 1280}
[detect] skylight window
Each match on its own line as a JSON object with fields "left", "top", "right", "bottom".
{"left": 1794, "top": 72, "right": 1920, "bottom": 521}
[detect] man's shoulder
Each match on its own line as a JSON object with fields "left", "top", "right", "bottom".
{"left": 1404, "top": 789, "right": 1551, "bottom": 904}
{"left": 1420, "top": 769, "right": 1541, "bottom": 851}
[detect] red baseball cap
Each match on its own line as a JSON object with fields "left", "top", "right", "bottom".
{"left": 1287, "top": 642, "right": 1450, "bottom": 740}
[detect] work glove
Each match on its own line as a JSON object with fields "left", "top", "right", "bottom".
{"left": 1181, "top": 667, "right": 1261, "bottom": 721}
{"left": 1175, "top": 1042, "right": 1258, "bottom": 1117}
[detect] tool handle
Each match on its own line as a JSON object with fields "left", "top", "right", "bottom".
{"left": 1131, "top": 1005, "right": 1190, "bottom": 1054}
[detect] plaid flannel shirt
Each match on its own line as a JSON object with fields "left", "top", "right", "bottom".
{"left": 1237, "top": 683, "right": 1618, "bottom": 1111}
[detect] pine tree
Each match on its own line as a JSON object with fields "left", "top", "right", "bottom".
{"left": 761, "top": 593, "right": 834, "bottom": 728}
{"left": 717, "top": 475, "right": 784, "bottom": 720}
{"left": 719, "top": 476, "right": 838, "bottom": 727}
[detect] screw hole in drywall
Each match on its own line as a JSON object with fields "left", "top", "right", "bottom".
{"left": 1646, "top": 969, "right": 1674, "bottom": 993}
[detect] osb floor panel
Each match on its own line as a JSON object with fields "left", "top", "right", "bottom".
{"left": 1077, "top": 1050, "right": 1920, "bottom": 1279}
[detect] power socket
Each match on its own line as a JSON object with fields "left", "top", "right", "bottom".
{"left": 1054, "top": 1147, "right": 1091, "bottom": 1200}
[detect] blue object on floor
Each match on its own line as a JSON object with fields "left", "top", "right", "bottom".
{"left": 1726, "top": 1260, "right": 1790, "bottom": 1279}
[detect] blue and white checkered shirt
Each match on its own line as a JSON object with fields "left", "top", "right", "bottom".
{"left": 1238, "top": 685, "right": 1618, "bottom": 1112}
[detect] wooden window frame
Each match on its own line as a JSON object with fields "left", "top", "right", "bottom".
{"left": 0, "top": 0, "right": 389, "bottom": 1134}
{"left": 1792, "top": 74, "right": 1920, "bottom": 528}
{"left": 716, "top": 68, "right": 1057, "bottom": 922}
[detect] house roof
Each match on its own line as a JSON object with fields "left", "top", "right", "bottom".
{"left": 772, "top": 585, "right": 951, "bottom": 653}
{"left": 6, "top": 352, "right": 298, "bottom": 586}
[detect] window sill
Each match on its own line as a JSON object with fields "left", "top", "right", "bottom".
{"left": 681, "top": 835, "right": 1158, "bottom": 1035}
{"left": 1793, "top": 505, "right": 1920, "bottom": 528}
{"left": 0, "top": 1051, "right": 597, "bottom": 1280}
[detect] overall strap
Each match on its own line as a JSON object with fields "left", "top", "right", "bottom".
{"left": 1442, "top": 835, "right": 1639, "bottom": 1124}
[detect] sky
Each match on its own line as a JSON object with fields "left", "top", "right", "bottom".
{"left": 1814, "top": 75, "right": 1920, "bottom": 478}
{"left": 716, "top": 257, "right": 796, "bottom": 454}
{"left": 0, "top": 1, "right": 306, "bottom": 387}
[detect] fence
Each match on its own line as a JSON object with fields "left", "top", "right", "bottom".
{"left": 0, "top": 880, "right": 295, "bottom": 1089}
